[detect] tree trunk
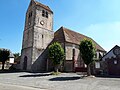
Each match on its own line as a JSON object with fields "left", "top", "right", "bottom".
{"left": 55, "top": 65, "right": 59, "bottom": 73}
{"left": 2, "top": 62, "right": 5, "bottom": 70}
{"left": 87, "top": 64, "right": 91, "bottom": 76}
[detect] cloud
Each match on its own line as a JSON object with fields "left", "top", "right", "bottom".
{"left": 83, "top": 22, "right": 120, "bottom": 51}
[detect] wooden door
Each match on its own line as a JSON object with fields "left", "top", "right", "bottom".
{"left": 23, "top": 56, "right": 27, "bottom": 70}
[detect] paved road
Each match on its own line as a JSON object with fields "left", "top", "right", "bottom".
{"left": 0, "top": 72, "right": 120, "bottom": 90}
{"left": 0, "top": 83, "right": 45, "bottom": 90}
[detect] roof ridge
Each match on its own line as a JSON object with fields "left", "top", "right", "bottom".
{"left": 115, "top": 45, "right": 120, "bottom": 47}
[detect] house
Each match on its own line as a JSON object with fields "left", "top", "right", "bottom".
{"left": 20, "top": 0, "right": 106, "bottom": 72}
{"left": 101, "top": 45, "right": 120, "bottom": 76}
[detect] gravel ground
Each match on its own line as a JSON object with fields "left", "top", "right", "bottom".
{"left": 0, "top": 72, "right": 120, "bottom": 90}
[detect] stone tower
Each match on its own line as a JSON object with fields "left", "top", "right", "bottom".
{"left": 20, "top": 0, "right": 54, "bottom": 71}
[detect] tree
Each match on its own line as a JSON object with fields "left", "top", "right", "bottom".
{"left": 48, "top": 42, "right": 65, "bottom": 73}
{"left": 79, "top": 39, "right": 95, "bottom": 76}
{"left": 0, "top": 49, "right": 10, "bottom": 70}
{"left": 13, "top": 53, "right": 20, "bottom": 59}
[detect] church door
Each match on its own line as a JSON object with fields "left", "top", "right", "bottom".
{"left": 23, "top": 56, "right": 27, "bottom": 70}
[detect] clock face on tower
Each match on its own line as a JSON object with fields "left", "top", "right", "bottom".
{"left": 40, "top": 20, "right": 44, "bottom": 25}
{"left": 113, "top": 48, "right": 120, "bottom": 55}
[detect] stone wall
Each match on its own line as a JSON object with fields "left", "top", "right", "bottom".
{"left": 65, "top": 43, "right": 83, "bottom": 71}
{"left": 20, "top": 48, "right": 32, "bottom": 70}
{"left": 35, "top": 6, "right": 53, "bottom": 30}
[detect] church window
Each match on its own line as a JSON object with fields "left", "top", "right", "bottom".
{"left": 46, "top": 12, "right": 48, "bottom": 18}
{"left": 29, "top": 14, "right": 30, "bottom": 18}
{"left": 28, "top": 11, "right": 32, "bottom": 18}
{"left": 73, "top": 48, "right": 75, "bottom": 56}
{"left": 42, "top": 10, "right": 45, "bottom": 17}
{"left": 42, "top": 10, "right": 48, "bottom": 18}
{"left": 42, "top": 34, "right": 44, "bottom": 38}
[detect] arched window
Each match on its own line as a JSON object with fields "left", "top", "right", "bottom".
{"left": 46, "top": 11, "right": 48, "bottom": 18}
{"left": 28, "top": 11, "right": 32, "bottom": 18}
{"left": 42, "top": 10, "right": 45, "bottom": 17}
{"left": 42, "top": 10, "right": 48, "bottom": 18}
{"left": 73, "top": 48, "right": 75, "bottom": 56}
{"left": 42, "top": 34, "right": 44, "bottom": 38}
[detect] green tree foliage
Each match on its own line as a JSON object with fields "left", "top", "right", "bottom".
{"left": 13, "top": 53, "right": 20, "bottom": 59}
{"left": 79, "top": 39, "right": 95, "bottom": 76}
{"left": 0, "top": 49, "right": 10, "bottom": 70}
{"left": 48, "top": 42, "right": 65, "bottom": 73}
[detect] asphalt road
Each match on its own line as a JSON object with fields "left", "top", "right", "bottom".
{"left": 0, "top": 72, "right": 120, "bottom": 90}
{"left": 0, "top": 83, "right": 45, "bottom": 90}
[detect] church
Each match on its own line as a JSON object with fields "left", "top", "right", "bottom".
{"left": 20, "top": 0, "right": 106, "bottom": 72}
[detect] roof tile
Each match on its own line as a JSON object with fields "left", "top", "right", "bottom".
{"left": 54, "top": 27, "right": 105, "bottom": 52}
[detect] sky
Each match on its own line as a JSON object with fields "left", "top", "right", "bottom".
{"left": 0, "top": 0, "right": 120, "bottom": 53}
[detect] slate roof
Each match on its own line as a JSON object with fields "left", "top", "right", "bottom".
{"left": 101, "top": 45, "right": 120, "bottom": 60}
{"left": 54, "top": 26, "right": 106, "bottom": 52}
{"left": 31, "top": 0, "right": 53, "bottom": 13}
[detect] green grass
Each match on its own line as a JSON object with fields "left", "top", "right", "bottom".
{"left": 51, "top": 71, "right": 61, "bottom": 75}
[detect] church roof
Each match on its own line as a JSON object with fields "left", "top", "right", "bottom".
{"left": 32, "top": 0, "right": 53, "bottom": 13}
{"left": 54, "top": 26, "right": 105, "bottom": 52}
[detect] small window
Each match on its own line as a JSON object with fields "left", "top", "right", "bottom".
{"left": 73, "top": 49, "right": 75, "bottom": 56}
{"left": 99, "top": 52, "right": 102, "bottom": 59}
{"left": 46, "top": 12, "right": 48, "bottom": 18}
{"left": 28, "top": 11, "right": 32, "bottom": 18}
{"left": 95, "top": 62, "right": 100, "bottom": 68}
{"left": 28, "top": 14, "right": 30, "bottom": 18}
{"left": 84, "top": 64, "right": 87, "bottom": 68}
{"left": 42, "top": 34, "right": 44, "bottom": 38}
{"left": 42, "top": 10, "right": 48, "bottom": 18}
{"left": 42, "top": 10, "right": 45, "bottom": 17}
{"left": 114, "top": 60, "right": 117, "bottom": 64}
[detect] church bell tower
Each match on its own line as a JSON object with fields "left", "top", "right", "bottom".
{"left": 20, "top": 0, "right": 54, "bottom": 71}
